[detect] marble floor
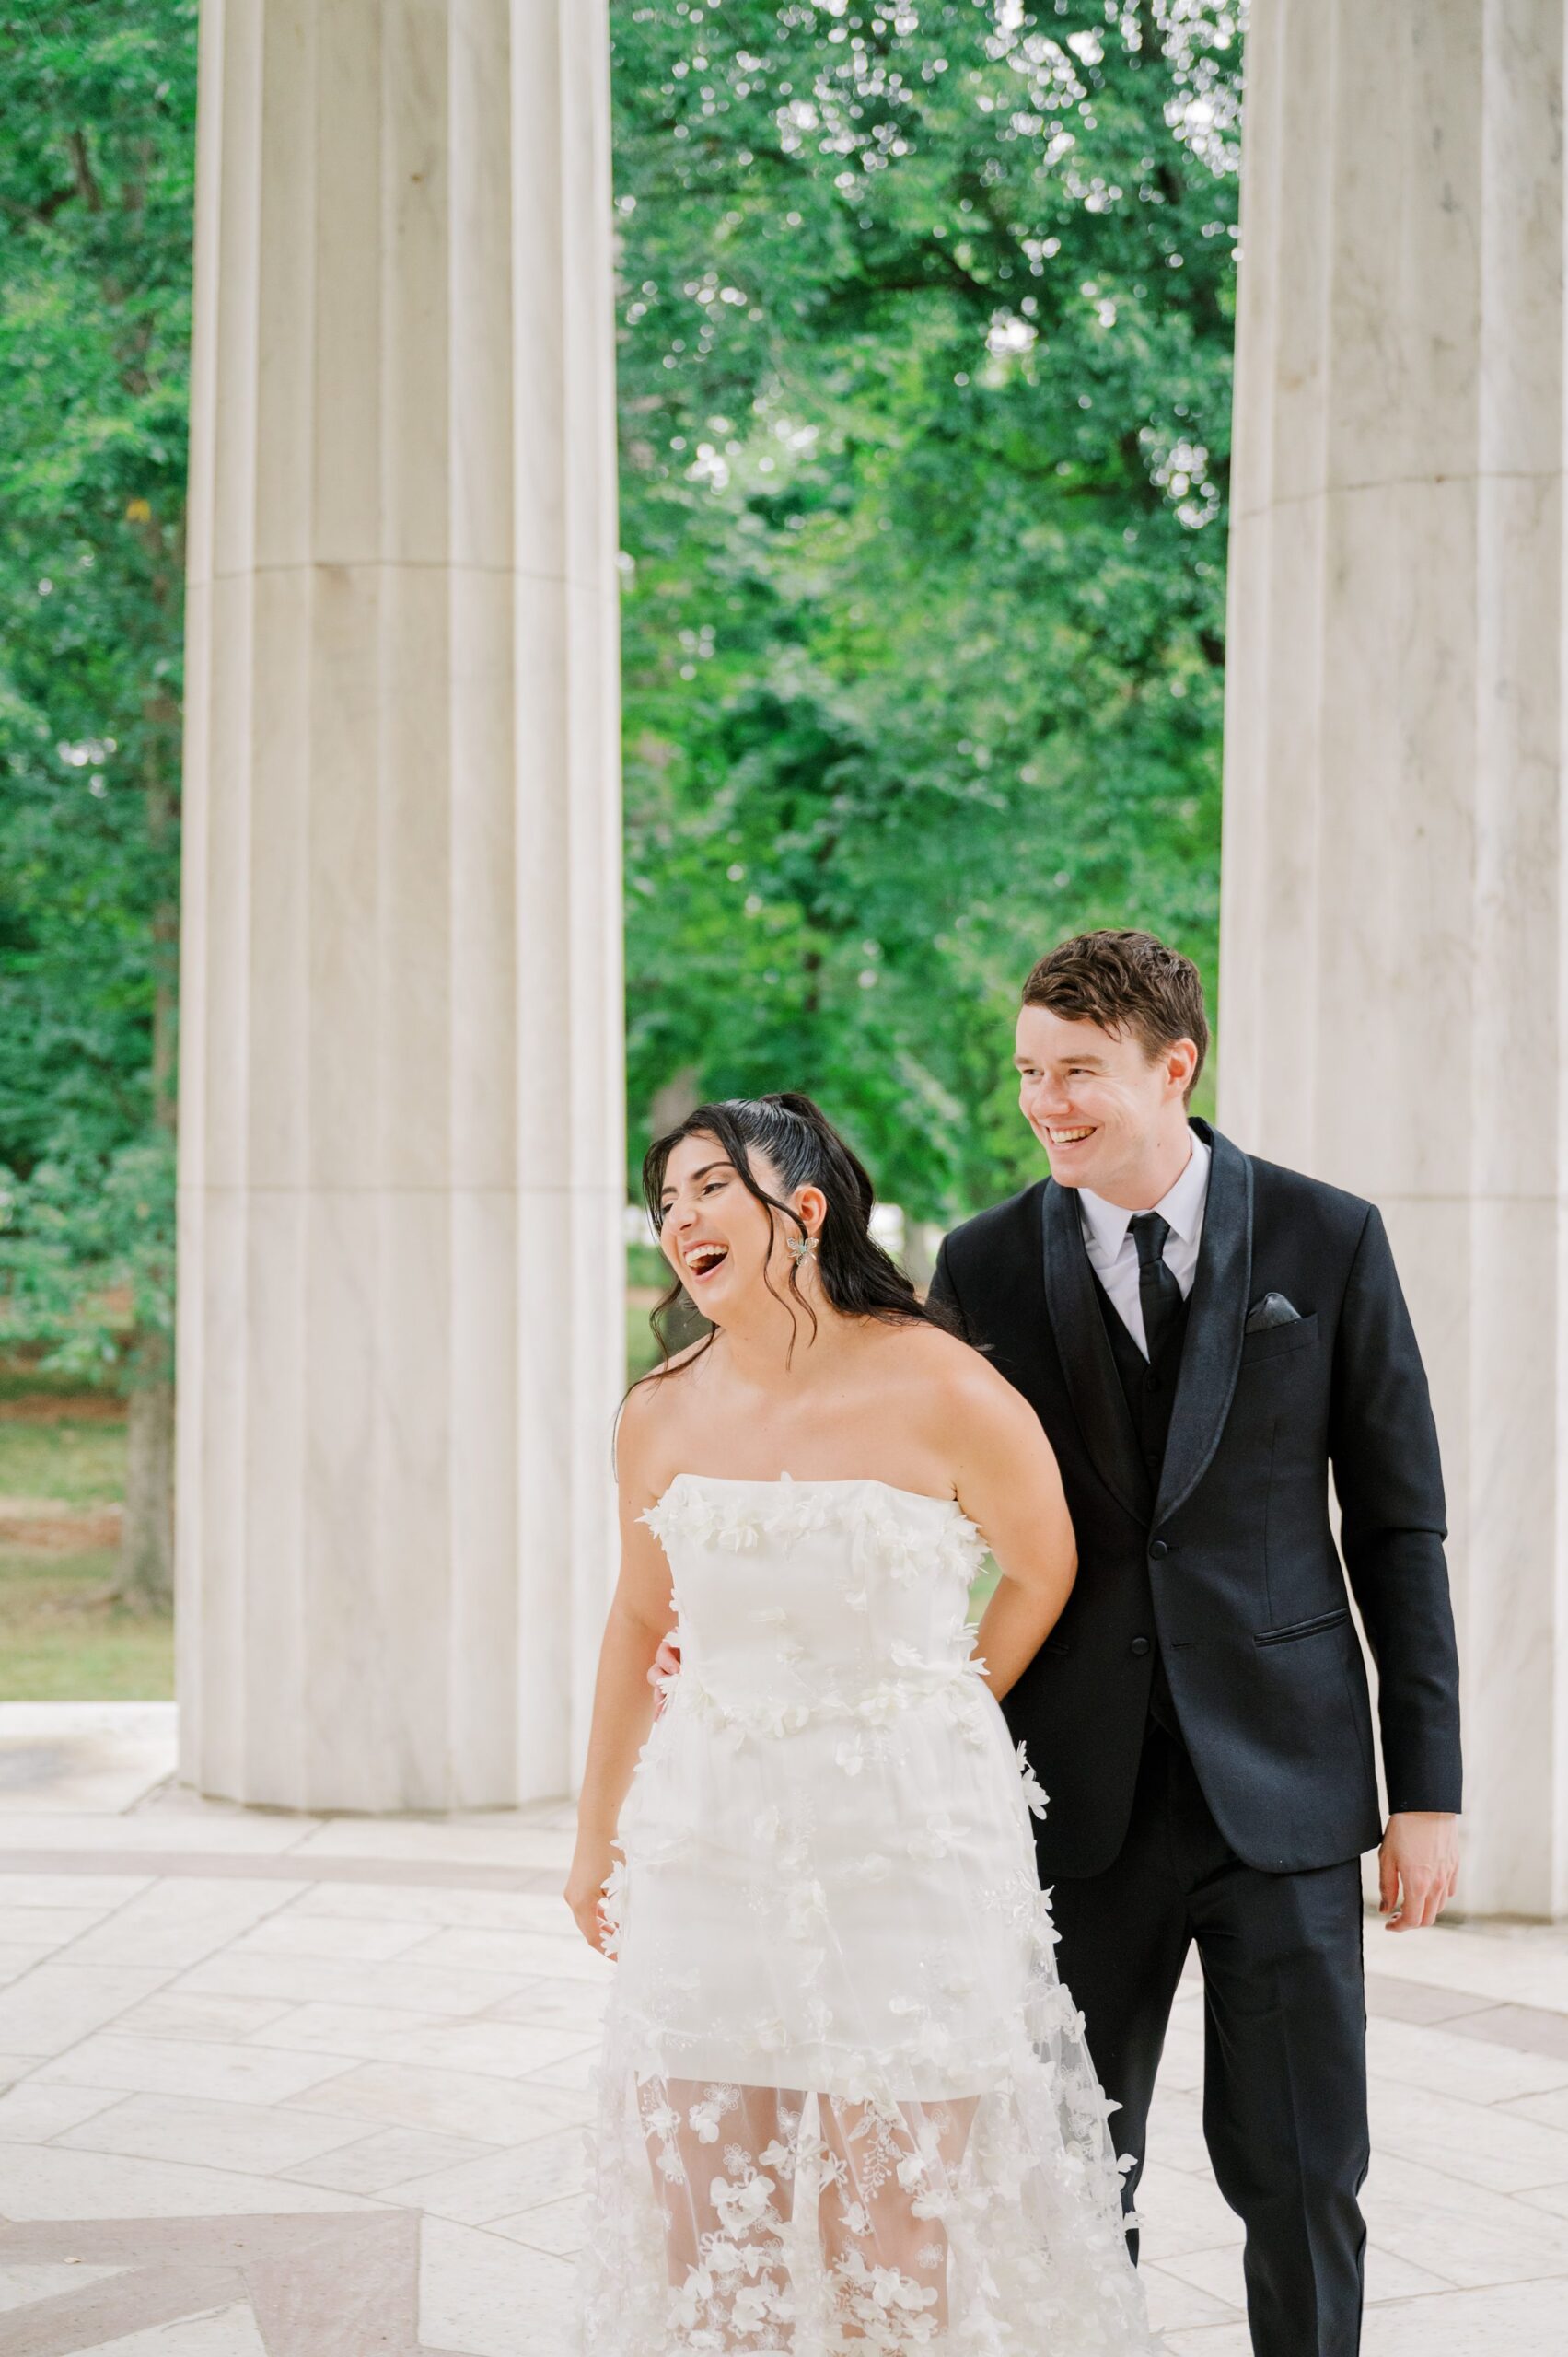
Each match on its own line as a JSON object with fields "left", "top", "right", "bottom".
{"left": 0, "top": 1705, "right": 1562, "bottom": 2354}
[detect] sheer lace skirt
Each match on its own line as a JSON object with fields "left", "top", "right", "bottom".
{"left": 577, "top": 1682, "right": 1158, "bottom": 2354}
{"left": 582, "top": 2040, "right": 1156, "bottom": 2353}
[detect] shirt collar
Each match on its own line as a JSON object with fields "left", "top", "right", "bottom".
{"left": 1078, "top": 1128, "right": 1212, "bottom": 1260}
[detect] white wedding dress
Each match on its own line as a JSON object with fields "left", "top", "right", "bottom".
{"left": 578, "top": 1473, "right": 1158, "bottom": 2355}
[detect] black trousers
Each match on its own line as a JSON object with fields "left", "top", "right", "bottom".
{"left": 1050, "top": 1722, "right": 1370, "bottom": 2357}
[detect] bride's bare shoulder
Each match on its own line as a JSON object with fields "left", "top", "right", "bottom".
{"left": 873, "top": 1316, "right": 1015, "bottom": 1401}
{"left": 877, "top": 1313, "right": 988, "bottom": 1372}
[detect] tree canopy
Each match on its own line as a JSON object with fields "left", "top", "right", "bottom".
{"left": 0, "top": 4, "right": 193, "bottom": 1464}
{"left": 610, "top": 0, "right": 1241, "bottom": 1216}
{"left": 0, "top": 0, "right": 1243, "bottom": 1393}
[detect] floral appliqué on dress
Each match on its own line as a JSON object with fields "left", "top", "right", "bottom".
{"left": 578, "top": 1476, "right": 1159, "bottom": 2354}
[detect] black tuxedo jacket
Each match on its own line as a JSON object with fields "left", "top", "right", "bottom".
{"left": 929, "top": 1121, "right": 1462, "bottom": 1879}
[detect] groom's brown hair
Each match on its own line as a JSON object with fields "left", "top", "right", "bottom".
{"left": 1021, "top": 928, "right": 1209, "bottom": 1104}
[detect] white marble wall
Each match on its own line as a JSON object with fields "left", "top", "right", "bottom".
{"left": 1221, "top": 0, "right": 1568, "bottom": 1915}
{"left": 176, "top": 0, "right": 624, "bottom": 1810}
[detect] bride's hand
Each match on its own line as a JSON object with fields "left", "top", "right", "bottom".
{"left": 647, "top": 1631, "right": 681, "bottom": 1718}
{"left": 564, "top": 1830, "right": 619, "bottom": 1956}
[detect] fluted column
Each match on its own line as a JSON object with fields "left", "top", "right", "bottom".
{"left": 175, "top": 0, "right": 623, "bottom": 1810}
{"left": 1220, "top": 0, "right": 1566, "bottom": 1914}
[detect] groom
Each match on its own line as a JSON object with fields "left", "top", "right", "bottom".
{"left": 928, "top": 927, "right": 1461, "bottom": 2357}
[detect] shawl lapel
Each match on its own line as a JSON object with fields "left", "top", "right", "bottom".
{"left": 1152, "top": 1120, "right": 1254, "bottom": 1530}
{"left": 1040, "top": 1174, "right": 1154, "bottom": 1523}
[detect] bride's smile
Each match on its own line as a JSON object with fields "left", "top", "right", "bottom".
{"left": 657, "top": 1136, "right": 823, "bottom": 1324}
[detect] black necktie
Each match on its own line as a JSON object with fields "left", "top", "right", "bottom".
{"left": 1131, "top": 1212, "right": 1181, "bottom": 1370}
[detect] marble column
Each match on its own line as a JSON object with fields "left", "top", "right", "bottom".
{"left": 176, "top": 0, "right": 624, "bottom": 1810}
{"left": 1220, "top": 0, "right": 1567, "bottom": 1914}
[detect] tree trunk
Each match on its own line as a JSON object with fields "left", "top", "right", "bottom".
{"left": 129, "top": 683, "right": 181, "bottom": 1614}
{"left": 119, "top": 1333, "right": 174, "bottom": 1607}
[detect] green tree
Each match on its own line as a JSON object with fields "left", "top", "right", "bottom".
{"left": 0, "top": 1, "right": 1244, "bottom": 1632}
{"left": 610, "top": 0, "right": 1242, "bottom": 1216}
{"left": 0, "top": 2, "right": 197, "bottom": 1599}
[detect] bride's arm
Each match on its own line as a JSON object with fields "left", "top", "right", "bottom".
{"left": 564, "top": 1407, "right": 676, "bottom": 1954}
{"left": 947, "top": 1357, "right": 1077, "bottom": 1702}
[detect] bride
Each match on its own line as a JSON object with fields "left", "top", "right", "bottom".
{"left": 567, "top": 1092, "right": 1157, "bottom": 2354}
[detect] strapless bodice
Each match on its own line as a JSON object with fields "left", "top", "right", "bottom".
{"left": 640, "top": 1472, "right": 989, "bottom": 1730}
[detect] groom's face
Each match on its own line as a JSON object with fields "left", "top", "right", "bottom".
{"left": 1014, "top": 1004, "right": 1186, "bottom": 1196}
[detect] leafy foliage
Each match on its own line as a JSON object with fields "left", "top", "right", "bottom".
{"left": 0, "top": 3, "right": 195, "bottom": 1380}
{"left": 611, "top": 0, "right": 1241, "bottom": 1215}
{"left": 0, "top": 2, "right": 1244, "bottom": 1396}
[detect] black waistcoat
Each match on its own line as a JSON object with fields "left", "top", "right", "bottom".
{"left": 1093, "top": 1277, "right": 1191, "bottom": 1736}
{"left": 1092, "top": 1277, "right": 1191, "bottom": 1474}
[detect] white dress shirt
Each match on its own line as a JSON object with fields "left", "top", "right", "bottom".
{"left": 1078, "top": 1131, "right": 1212, "bottom": 1361}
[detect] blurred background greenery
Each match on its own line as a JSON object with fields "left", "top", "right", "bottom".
{"left": 615, "top": 0, "right": 1237, "bottom": 1214}
{"left": 0, "top": 0, "right": 1240, "bottom": 1691}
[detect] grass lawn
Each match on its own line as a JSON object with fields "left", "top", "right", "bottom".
{"left": 0, "top": 1544, "right": 174, "bottom": 1701}
{"left": 0, "top": 1414, "right": 126, "bottom": 1505}
{"left": 0, "top": 1387, "right": 172, "bottom": 1701}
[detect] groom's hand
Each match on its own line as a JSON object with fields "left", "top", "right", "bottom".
{"left": 1378, "top": 1812, "right": 1460, "bottom": 1930}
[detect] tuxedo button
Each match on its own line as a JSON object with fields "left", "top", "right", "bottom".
{"left": 1130, "top": 1636, "right": 1152, "bottom": 1657}
{"left": 1149, "top": 1538, "right": 1170, "bottom": 1561}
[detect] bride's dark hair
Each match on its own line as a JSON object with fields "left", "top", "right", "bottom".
{"left": 638, "top": 1092, "right": 941, "bottom": 1377}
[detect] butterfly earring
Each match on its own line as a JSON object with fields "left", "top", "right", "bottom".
{"left": 788, "top": 1233, "right": 818, "bottom": 1268}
